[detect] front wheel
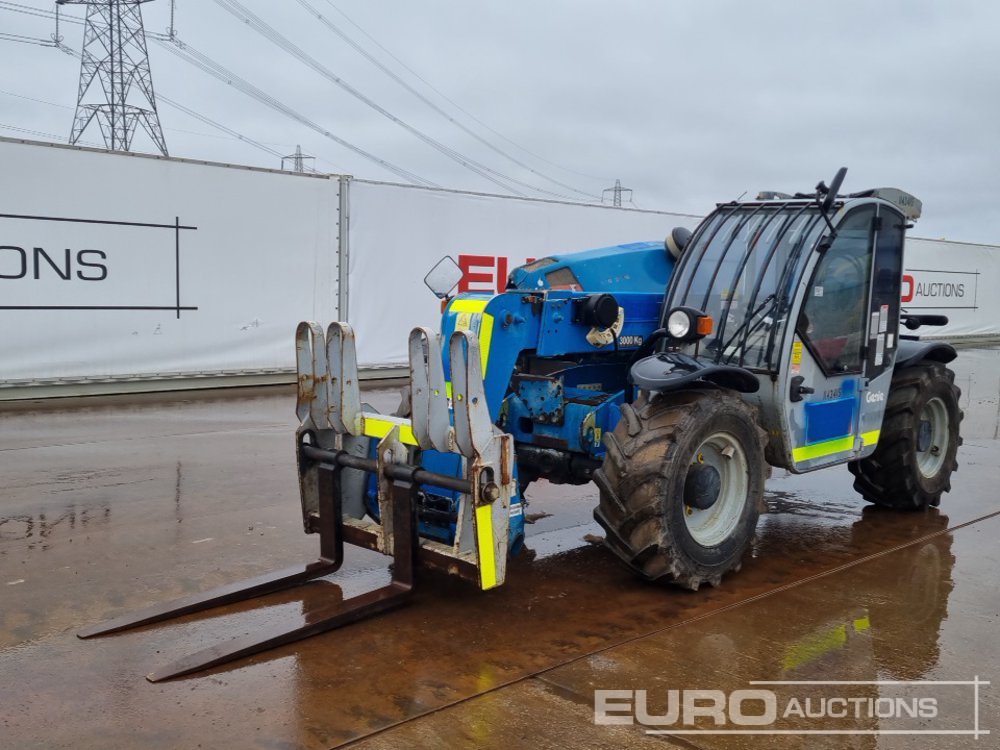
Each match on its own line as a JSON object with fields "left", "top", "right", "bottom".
{"left": 594, "top": 390, "right": 767, "bottom": 590}
{"left": 848, "top": 362, "right": 962, "bottom": 509}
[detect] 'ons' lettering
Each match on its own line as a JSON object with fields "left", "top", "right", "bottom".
{"left": 0, "top": 246, "right": 108, "bottom": 281}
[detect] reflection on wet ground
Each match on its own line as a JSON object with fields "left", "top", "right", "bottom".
{"left": 1, "top": 349, "right": 998, "bottom": 748}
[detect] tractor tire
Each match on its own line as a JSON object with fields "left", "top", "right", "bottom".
{"left": 593, "top": 389, "right": 767, "bottom": 590}
{"left": 848, "top": 362, "right": 962, "bottom": 509}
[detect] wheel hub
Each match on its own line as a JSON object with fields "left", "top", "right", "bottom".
{"left": 917, "top": 419, "right": 932, "bottom": 452}
{"left": 682, "top": 431, "right": 751, "bottom": 547}
{"left": 917, "top": 396, "right": 950, "bottom": 478}
{"left": 684, "top": 462, "right": 722, "bottom": 510}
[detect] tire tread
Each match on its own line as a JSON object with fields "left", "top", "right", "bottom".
{"left": 594, "top": 389, "right": 766, "bottom": 589}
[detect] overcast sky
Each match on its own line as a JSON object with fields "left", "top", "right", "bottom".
{"left": 2, "top": 0, "right": 999, "bottom": 243}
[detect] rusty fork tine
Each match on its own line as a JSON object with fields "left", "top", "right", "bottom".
{"left": 83, "top": 316, "right": 499, "bottom": 683}
{"left": 327, "top": 322, "right": 362, "bottom": 435}
{"left": 295, "top": 322, "right": 326, "bottom": 426}
{"left": 144, "top": 477, "right": 418, "bottom": 682}
{"left": 450, "top": 329, "right": 492, "bottom": 458}
{"left": 79, "top": 467, "right": 348, "bottom": 640}
{"left": 145, "top": 582, "right": 412, "bottom": 682}
{"left": 408, "top": 328, "right": 434, "bottom": 450}
{"left": 77, "top": 561, "right": 339, "bottom": 639}
{"left": 450, "top": 331, "right": 474, "bottom": 458}
{"left": 409, "top": 327, "right": 454, "bottom": 452}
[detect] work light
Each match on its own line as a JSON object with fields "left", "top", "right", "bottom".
{"left": 665, "top": 307, "right": 713, "bottom": 342}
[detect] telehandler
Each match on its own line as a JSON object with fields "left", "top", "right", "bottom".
{"left": 80, "top": 168, "right": 961, "bottom": 681}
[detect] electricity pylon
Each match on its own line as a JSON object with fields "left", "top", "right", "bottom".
{"left": 281, "top": 144, "right": 315, "bottom": 173}
{"left": 602, "top": 179, "right": 633, "bottom": 207}
{"left": 58, "top": 0, "right": 168, "bottom": 155}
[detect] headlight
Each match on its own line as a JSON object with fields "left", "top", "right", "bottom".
{"left": 665, "top": 306, "right": 713, "bottom": 342}
{"left": 667, "top": 309, "right": 692, "bottom": 338}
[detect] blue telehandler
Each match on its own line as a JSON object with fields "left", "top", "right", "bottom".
{"left": 80, "top": 169, "right": 962, "bottom": 682}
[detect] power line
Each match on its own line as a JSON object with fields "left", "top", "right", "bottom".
{"left": 0, "top": 121, "right": 101, "bottom": 147}
{"left": 0, "top": 0, "right": 81, "bottom": 49}
{"left": 1, "top": 83, "right": 278, "bottom": 148}
{"left": 211, "top": 0, "right": 587, "bottom": 200}
{"left": 159, "top": 39, "right": 426, "bottom": 182}
{"left": 53, "top": 43, "right": 310, "bottom": 164}
{"left": 0, "top": 1, "right": 82, "bottom": 24}
{"left": 211, "top": 0, "right": 539, "bottom": 198}
{"left": 151, "top": 37, "right": 436, "bottom": 186}
{"left": 0, "top": 12, "right": 333, "bottom": 171}
{"left": 318, "top": 0, "right": 611, "bottom": 185}
{"left": 0, "top": 31, "right": 54, "bottom": 46}
{"left": 156, "top": 93, "right": 286, "bottom": 159}
{"left": 295, "top": 0, "right": 599, "bottom": 201}
{"left": 2, "top": 1, "right": 590, "bottom": 195}
{"left": 0, "top": 88, "right": 73, "bottom": 109}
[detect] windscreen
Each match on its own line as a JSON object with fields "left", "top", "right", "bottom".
{"left": 667, "top": 204, "right": 826, "bottom": 371}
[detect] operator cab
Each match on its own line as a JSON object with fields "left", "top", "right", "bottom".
{"left": 631, "top": 169, "right": 924, "bottom": 473}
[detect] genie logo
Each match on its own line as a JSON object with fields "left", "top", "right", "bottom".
{"left": 866, "top": 391, "right": 885, "bottom": 404}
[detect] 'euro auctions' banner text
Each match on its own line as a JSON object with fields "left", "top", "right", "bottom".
{"left": 903, "top": 238, "right": 998, "bottom": 338}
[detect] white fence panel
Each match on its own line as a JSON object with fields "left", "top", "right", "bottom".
{"left": 0, "top": 138, "right": 341, "bottom": 387}
{"left": 3, "top": 137, "right": 997, "bottom": 397}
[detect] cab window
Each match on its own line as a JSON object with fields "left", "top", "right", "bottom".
{"left": 798, "top": 206, "right": 875, "bottom": 374}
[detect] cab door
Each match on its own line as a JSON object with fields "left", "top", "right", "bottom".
{"left": 855, "top": 204, "right": 906, "bottom": 457}
{"left": 780, "top": 202, "right": 903, "bottom": 472}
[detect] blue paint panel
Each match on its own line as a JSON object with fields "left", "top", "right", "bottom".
{"left": 805, "top": 396, "right": 857, "bottom": 445}
{"left": 508, "top": 241, "right": 674, "bottom": 293}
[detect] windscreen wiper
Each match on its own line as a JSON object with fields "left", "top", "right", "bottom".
{"left": 714, "top": 293, "right": 777, "bottom": 362}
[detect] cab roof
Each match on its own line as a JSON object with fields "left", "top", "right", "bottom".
{"left": 748, "top": 187, "right": 922, "bottom": 221}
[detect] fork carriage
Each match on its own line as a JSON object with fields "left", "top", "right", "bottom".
{"left": 77, "top": 320, "right": 510, "bottom": 682}
{"left": 295, "top": 321, "right": 514, "bottom": 591}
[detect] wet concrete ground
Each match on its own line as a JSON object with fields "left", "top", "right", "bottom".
{"left": 1, "top": 348, "right": 999, "bottom": 749}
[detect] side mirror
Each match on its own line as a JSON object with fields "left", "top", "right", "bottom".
{"left": 902, "top": 314, "right": 949, "bottom": 330}
{"left": 423, "top": 256, "right": 464, "bottom": 299}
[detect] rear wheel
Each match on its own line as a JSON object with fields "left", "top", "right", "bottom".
{"left": 848, "top": 362, "right": 962, "bottom": 509}
{"left": 594, "top": 390, "right": 767, "bottom": 590}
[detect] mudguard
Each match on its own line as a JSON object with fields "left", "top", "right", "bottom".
{"left": 895, "top": 339, "right": 957, "bottom": 370}
{"left": 630, "top": 351, "right": 760, "bottom": 394}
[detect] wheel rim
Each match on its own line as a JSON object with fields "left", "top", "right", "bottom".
{"left": 917, "top": 396, "right": 949, "bottom": 478}
{"left": 683, "top": 431, "right": 749, "bottom": 546}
